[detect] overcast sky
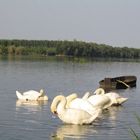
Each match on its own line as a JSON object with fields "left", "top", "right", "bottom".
{"left": 0, "top": 0, "right": 140, "bottom": 48}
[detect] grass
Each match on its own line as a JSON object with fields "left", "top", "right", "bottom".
{"left": 129, "top": 114, "right": 140, "bottom": 140}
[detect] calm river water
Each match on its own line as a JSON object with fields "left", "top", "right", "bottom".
{"left": 0, "top": 56, "right": 140, "bottom": 140}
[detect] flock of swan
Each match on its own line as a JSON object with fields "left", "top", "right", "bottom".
{"left": 16, "top": 88, "right": 128, "bottom": 125}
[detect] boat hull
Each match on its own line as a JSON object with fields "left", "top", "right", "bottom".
{"left": 99, "top": 76, "right": 137, "bottom": 90}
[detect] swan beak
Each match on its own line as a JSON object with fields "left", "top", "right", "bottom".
{"left": 54, "top": 111, "right": 58, "bottom": 115}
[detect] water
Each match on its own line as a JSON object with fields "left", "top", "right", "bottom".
{"left": 0, "top": 56, "right": 140, "bottom": 140}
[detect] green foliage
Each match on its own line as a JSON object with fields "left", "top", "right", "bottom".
{"left": 130, "top": 128, "right": 140, "bottom": 140}
{"left": 129, "top": 114, "right": 140, "bottom": 140}
{"left": 0, "top": 39, "right": 140, "bottom": 59}
{"left": 0, "top": 45, "right": 8, "bottom": 55}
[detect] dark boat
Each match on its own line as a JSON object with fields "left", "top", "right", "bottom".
{"left": 99, "top": 75, "right": 137, "bottom": 90}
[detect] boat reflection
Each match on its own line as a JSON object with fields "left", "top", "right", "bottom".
{"left": 52, "top": 124, "right": 98, "bottom": 139}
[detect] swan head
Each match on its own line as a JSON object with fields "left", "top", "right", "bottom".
{"left": 51, "top": 102, "right": 58, "bottom": 115}
{"left": 94, "top": 88, "right": 105, "bottom": 95}
{"left": 53, "top": 110, "right": 58, "bottom": 115}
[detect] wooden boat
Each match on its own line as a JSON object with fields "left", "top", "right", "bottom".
{"left": 99, "top": 75, "right": 137, "bottom": 90}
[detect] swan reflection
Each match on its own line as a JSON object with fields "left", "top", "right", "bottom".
{"left": 107, "top": 106, "right": 123, "bottom": 120}
{"left": 16, "top": 100, "right": 48, "bottom": 113}
{"left": 102, "top": 106, "right": 123, "bottom": 127}
{"left": 52, "top": 124, "right": 98, "bottom": 139}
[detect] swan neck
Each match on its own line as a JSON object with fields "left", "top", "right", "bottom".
{"left": 95, "top": 88, "right": 105, "bottom": 95}
{"left": 51, "top": 95, "right": 66, "bottom": 114}
{"left": 66, "top": 93, "right": 77, "bottom": 107}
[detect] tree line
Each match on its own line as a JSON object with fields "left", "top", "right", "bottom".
{"left": 0, "top": 39, "right": 140, "bottom": 59}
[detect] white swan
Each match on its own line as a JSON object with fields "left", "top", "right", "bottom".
{"left": 16, "top": 89, "right": 48, "bottom": 101}
{"left": 94, "top": 88, "right": 128, "bottom": 105}
{"left": 66, "top": 93, "right": 102, "bottom": 116}
{"left": 51, "top": 95, "right": 100, "bottom": 125}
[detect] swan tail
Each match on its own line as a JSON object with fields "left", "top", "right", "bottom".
{"left": 117, "top": 97, "right": 128, "bottom": 105}
{"left": 16, "top": 91, "right": 23, "bottom": 100}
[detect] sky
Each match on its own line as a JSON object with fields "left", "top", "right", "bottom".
{"left": 0, "top": 0, "right": 140, "bottom": 48}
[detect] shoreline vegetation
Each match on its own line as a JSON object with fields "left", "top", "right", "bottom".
{"left": 129, "top": 114, "right": 140, "bottom": 140}
{"left": 0, "top": 39, "right": 140, "bottom": 59}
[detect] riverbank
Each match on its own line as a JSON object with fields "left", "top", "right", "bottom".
{"left": 0, "top": 39, "right": 140, "bottom": 59}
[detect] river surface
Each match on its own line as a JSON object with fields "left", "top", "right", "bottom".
{"left": 0, "top": 56, "right": 139, "bottom": 140}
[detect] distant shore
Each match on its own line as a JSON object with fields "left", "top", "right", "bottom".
{"left": 0, "top": 39, "right": 140, "bottom": 59}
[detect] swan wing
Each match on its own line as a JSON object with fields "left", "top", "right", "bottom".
{"left": 69, "top": 98, "right": 99, "bottom": 115}
{"left": 22, "top": 90, "right": 42, "bottom": 100}
{"left": 23, "top": 90, "right": 40, "bottom": 95}
{"left": 106, "top": 92, "right": 120, "bottom": 98}
{"left": 88, "top": 95, "right": 111, "bottom": 109}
